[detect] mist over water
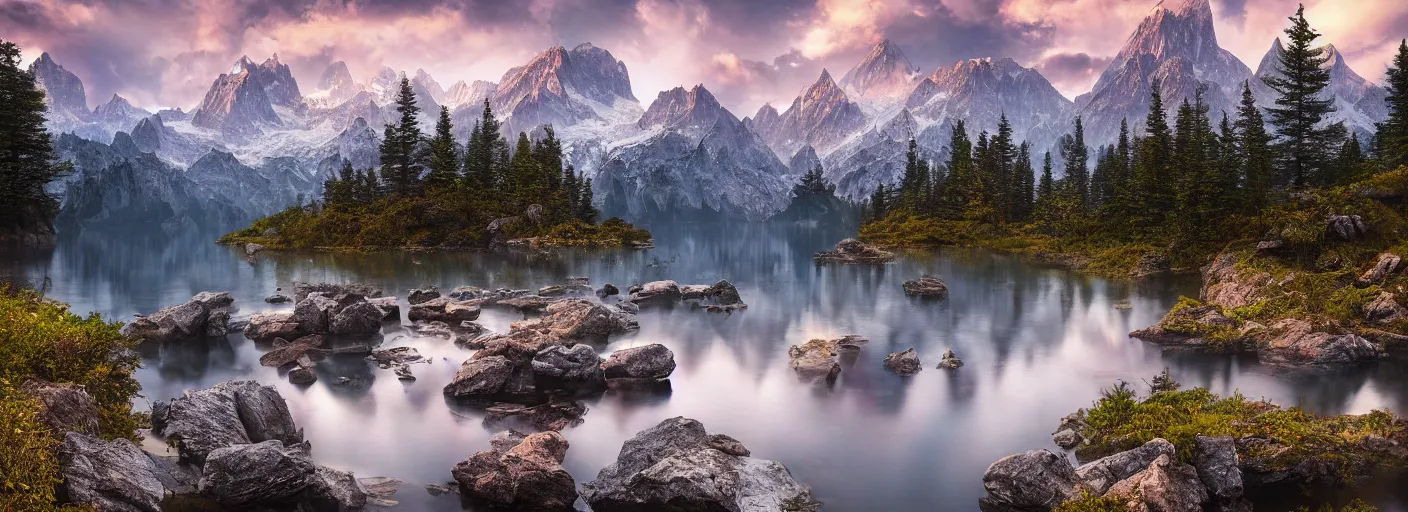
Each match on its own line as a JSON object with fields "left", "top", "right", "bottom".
{"left": 4, "top": 221, "right": 1408, "bottom": 511}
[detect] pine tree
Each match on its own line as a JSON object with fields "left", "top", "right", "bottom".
{"left": 379, "top": 76, "right": 424, "bottom": 195}
{"left": 1038, "top": 152, "right": 1055, "bottom": 201}
{"left": 1134, "top": 82, "right": 1173, "bottom": 233}
{"left": 1015, "top": 142, "right": 1035, "bottom": 221}
{"left": 1263, "top": 4, "right": 1338, "bottom": 188}
{"left": 993, "top": 114, "right": 1017, "bottom": 220}
{"left": 506, "top": 132, "right": 540, "bottom": 210}
{"left": 1060, "top": 116, "right": 1089, "bottom": 207}
{"left": 1335, "top": 133, "right": 1366, "bottom": 183}
{"left": 870, "top": 183, "right": 890, "bottom": 221}
{"left": 941, "top": 121, "right": 973, "bottom": 219}
{"left": 425, "top": 106, "right": 459, "bottom": 189}
{"left": 899, "top": 138, "right": 929, "bottom": 212}
{"left": 1236, "top": 82, "right": 1275, "bottom": 211}
{"left": 1384, "top": 40, "right": 1408, "bottom": 168}
{"left": 464, "top": 100, "right": 507, "bottom": 193}
{"left": 1103, "top": 119, "right": 1134, "bottom": 221}
{"left": 1215, "top": 113, "right": 1242, "bottom": 215}
{"left": 0, "top": 39, "right": 67, "bottom": 239}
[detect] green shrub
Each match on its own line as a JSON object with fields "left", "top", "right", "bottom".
{"left": 0, "top": 286, "right": 141, "bottom": 509}
{"left": 1055, "top": 491, "right": 1130, "bottom": 512}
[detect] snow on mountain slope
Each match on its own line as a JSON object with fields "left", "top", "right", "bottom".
{"left": 1253, "top": 39, "right": 1388, "bottom": 141}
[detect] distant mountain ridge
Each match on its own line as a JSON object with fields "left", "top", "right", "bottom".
{"left": 29, "top": 2, "right": 1394, "bottom": 229}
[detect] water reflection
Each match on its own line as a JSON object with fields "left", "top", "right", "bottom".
{"left": 2, "top": 222, "right": 1406, "bottom": 511}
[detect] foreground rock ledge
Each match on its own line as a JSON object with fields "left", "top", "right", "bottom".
{"left": 452, "top": 431, "right": 577, "bottom": 511}
{"left": 581, "top": 416, "right": 820, "bottom": 511}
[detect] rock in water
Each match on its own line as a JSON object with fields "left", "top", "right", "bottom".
{"left": 408, "top": 297, "right": 483, "bottom": 323}
{"left": 814, "top": 238, "right": 895, "bottom": 264}
{"left": 304, "top": 465, "right": 370, "bottom": 512}
{"left": 883, "top": 348, "right": 922, "bottom": 376}
{"left": 582, "top": 417, "right": 818, "bottom": 511}
{"left": 244, "top": 243, "right": 264, "bottom": 256}
{"left": 596, "top": 283, "right": 620, "bottom": 297}
{"left": 292, "top": 281, "right": 383, "bottom": 302}
{"left": 122, "top": 291, "right": 236, "bottom": 343}
{"left": 628, "top": 280, "right": 682, "bottom": 306}
{"left": 408, "top": 287, "right": 441, "bottom": 305}
{"left": 786, "top": 336, "right": 866, "bottom": 384}
{"left": 937, "top": 349, "right": 964, "bottom": 369}
{"left": 153, "top": 380, "right": 303, "bottom": 464}
{"left": 532, "top": 344, "right": 605, "bottom": 390}
{"left": 979, "top": 449, "right": 1080, "bottom": 511}
{"left": 1103, "top": 454, "right": 1208, "bottom": 512}
{"left": 601, "top": 344, "right": 676, "bottom": 381}
{"left": 902, "top": 275, "right": 948, "bottom": 298}
{"left": 199, "top": 440, "right": 316, "bottom": 508}
{"left": 1260, "top": 318, "right": 1382, "bottom": 365}
{"left": 22, "top": 379, "right": 100, "bottom": 435}
{"left": 245, "top": 311, "right": 302, "bottom": 343}
{"left": 58, "top": 432, "right": 170, "bottom": 512}
{"left": 1192, "top": 435, "right": 1243, "bottom": 501}
{"left": 512, "top": 299, "right": 639, "bottom": 342}
{"left": 452, "top": 431, "right": 578, "bottom": 511}
{"left": 484, "top": 401, "right": 588, "bottom": 432}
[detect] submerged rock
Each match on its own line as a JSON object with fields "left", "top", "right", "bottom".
{"left": 293, "top": 281, "right": 383, "bottom": 302}
{"left": 814, "top": 238, "right": 895, "bottom": 264}
{"left": 937, "top": 349, "right": 964, "bottom": 369}
{"left": 902, "top": 275, "right": 948, "bottom": 299}
{"left": 601, "top": 344, "right": 676, "bottom": 381}
{"left": 58, "top": 432, "right": 171, "bottom": 512}
{"left": 581, "top": 417, "right": 818, "bottom": 512}
{"left": 787, "top": 336, "right": 867, "bottom": 384}
{"left": 123, "top": 291, "right": 236, "bottom": 343}
{"left": 367, "top": 346, "right": 424, "bottom": 368}
{"left": 265, "top": 294, "right": 292, "bottom": 304}
{"left": 484, "top": 401, "right": 588, "bottom": 432}
{"left": 259, "top": 334, "right": 326, "bottom": 368}
{"left": 882, "top": 348, "right": 922, "bottom": 376}
{"left": 979, "top": 449, "right": 1081, "bottom": 512}
{"left": 453, "top": 431, "right": 578, "bottom": 511}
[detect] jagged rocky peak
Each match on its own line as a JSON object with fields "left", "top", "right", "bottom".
{"left": 445, "top": 80, "right": 496, "bottom": 108}
{"left": 638, "top": 84, "right": 733, "bottom": 130}
{"left": 1075, "top": 0, "right": 1250, "bottom": 145}
{"left": 316, "top": 60, "right": 360, "bottom": 102}
{"left": 1253, "top": 37, "right": 1388, "bottom": 139}
{"left": 492, "top": 43, "right": 638, "bottom": 134}
{"left": 29, "top": 52, "right": 89, "bottom": 117}
{"left": 191, "top": 56, "right": 281, "bottom": 139}
{"left": 758, "top": 69, "right": 868, "bottom": 159}
{"left": 370, "top": 66, "right": 402, "bottom": 102}
{"left": 256, "top": 54, "right": 302, "bottom": 107}
{"left": 839, "top": 39, "right": 918, "bottom": 101}
{"left": 566, "top": 43, "right": 636, "bottom": 103}
{"left": 788, "top": 145, "right": 821, "bottom": 175}
{"left": 413, "top": 68, "right": 446, "bottom": 103}
{"left": 130, "top": 115, "right": 165, "bottom": 152}
{"left": 93, "top": 94, "right": 150, "bottom": 125}
{"left": 879, "top": 109, "right": 918, "bottom": 141}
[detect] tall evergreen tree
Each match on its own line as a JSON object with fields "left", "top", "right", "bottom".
{"left": 1060, "top": 117, "right": 1089, "bottom": 207}
{"left": 942, "top": 121, "right": 973, "bottom": 219}
{"left": 1235, "top": 82, "right": 1275, "bottom": 211}
{"left": 899, "top": 138, "right": 929, "bottom": 211}
{"left": 379, "top": 76, "right": 425, "bottom": 195}
{"left": 992, "top": 114, "right": 1017, "bottom": 220}
{"left": 464, "top": 99, "right": 507, "bottom": 193}
{"left": 1133, "top": 82, "right": 1173, "bottom": 233}
{"left": 1263, "top": 4, "right": 1337, "bottom": 187}
{"left": 1384, "top": 40, "right": 1408, "bottom": 168}
{"left": 1015, "top": 142, "right": 1035, "bottom": 221}
{"left": 0, "top": 39, "right": 67, "bottom": 239}
{"left": 425, "top": 106, "right": 459, "bottom": 189}
{"left": 870, "top": 183, "right": 891, "bottom": 221}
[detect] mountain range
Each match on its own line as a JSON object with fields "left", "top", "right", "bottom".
{"left": 31, "top": 0, "right": 1393, "bottom": 230}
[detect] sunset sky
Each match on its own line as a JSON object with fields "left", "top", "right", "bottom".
{"left": 3, "top": 0, "right": 1405, "bottom": 115}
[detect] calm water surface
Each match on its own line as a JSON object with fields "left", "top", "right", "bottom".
{"left": 4, "top": 221, "right": 1408, "bottom": 511}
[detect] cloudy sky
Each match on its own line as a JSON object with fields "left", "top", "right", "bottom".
{"left": 3, "top": 0, "right": 1405, "bottom": 115}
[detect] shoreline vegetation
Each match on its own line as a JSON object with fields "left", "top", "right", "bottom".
{"left": 0, "top": 286, "right": 141, "bottom": 510}
{"left": 986, "top": 370, "right": 1400, "bottom": 512}
{"left": 220, "top": 77, "right": 650, "bottom": 251}
{"left": 853, "top": 11, "right": 1408, "bottom": 366}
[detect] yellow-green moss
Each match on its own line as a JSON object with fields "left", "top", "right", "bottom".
{"left": 1055, "top": 491, "right": 1131, "bottom": 512}
{"left": 0, "top": 286, "right": 142, "bottom": 510}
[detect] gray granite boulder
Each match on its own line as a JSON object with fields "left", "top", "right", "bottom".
{"left": 453, "top": 431, "right": 578, "bottom": 511}
{"left": 122, "top": 291, "right": 236, "bottom": 343}
{"left": 58, "top": 432, "right": 170, "bottom": 511}
{"left": 199, "top": 440, "right": 316, "bottom": 508}
{"left": 152, "top": 380, "right": 303, "bottom": 464}
{"left": 979, "top": 449, "right": 1081, "bottom": 511}
{"left": 601, "top": 344, "right": 675, "bottom": 381}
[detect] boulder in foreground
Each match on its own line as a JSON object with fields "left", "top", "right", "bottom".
{"left": 582, "top": 416, "right": 819, "bottom": 511}
{"left": 453, "top": 431, "right": 577, "bottom": 511}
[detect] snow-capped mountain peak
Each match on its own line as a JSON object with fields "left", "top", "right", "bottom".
{"left": 755, "top": 69, "right": 868, "bottom": 159}
{"left": 638, "top": 84, "right": 733, "bottom": 131}
{"left": 1252, "top": 37, "right": 1388, "bottom": 140}
{"left": 30, "top": 52, "right": 89, "bottom": 118}
{"left": 191, "top": 56, "right": 282, "bottom": 141}
{"left": 839, "top": 39, "right": 919, "bottom": 106}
